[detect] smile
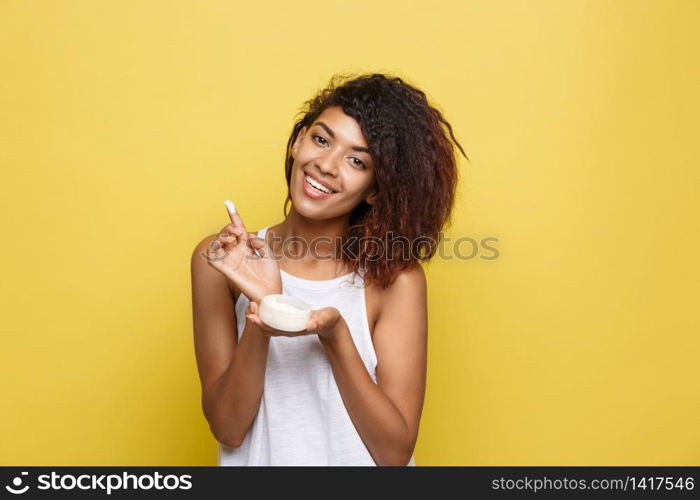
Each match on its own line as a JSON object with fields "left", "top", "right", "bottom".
{"left": 304, "top": 174, "right": 337, "bottom": 195}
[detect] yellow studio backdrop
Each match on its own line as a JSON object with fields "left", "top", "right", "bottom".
{"left": 1, "top": 0, "right": 698, "bottom": 465}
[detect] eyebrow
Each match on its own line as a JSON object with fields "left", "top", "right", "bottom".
{"left": 314, "top": 121, "right": 370, "bottom": 153}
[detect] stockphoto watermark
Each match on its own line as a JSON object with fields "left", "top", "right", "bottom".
{"left": 3, "top": 470, "right": 193, "bottom": 495}
{"left": 202, "top": 231, "right": 500, "bottom": 263}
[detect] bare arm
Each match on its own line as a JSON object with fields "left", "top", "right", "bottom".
{"left": 318, "top": 264, "right": 428, "bottom": 466}
{"left": 191, "top": 233, "right": 271, "bottom": 448}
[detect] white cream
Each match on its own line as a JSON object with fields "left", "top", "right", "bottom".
{"left": 258, "top": 294, "right": 312, "bottom": 332}
{"left": 224, "top": 199, "right": 236, "bottom": 214}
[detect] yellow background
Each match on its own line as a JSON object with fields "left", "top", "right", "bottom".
{"left": 1, "top": 0, "right": 698, "bottom": 465}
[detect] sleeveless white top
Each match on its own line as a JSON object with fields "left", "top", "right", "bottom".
{"left": 218, "top": 226, "right": 416, "bottom": 466}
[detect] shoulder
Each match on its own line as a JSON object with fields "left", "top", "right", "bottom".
{"left": 382, "top": 263, "right": 426, "bottom": 303}
{"left": 387, "top": 263, "right": 426, "bottom": 294}
{"left": 191, "top": 232, "right": 220, "bottom": 256}
{"left": 374, "top": 263, "right": 427, "bottom": 323}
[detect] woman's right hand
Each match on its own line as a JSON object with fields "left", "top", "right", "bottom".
{"left": 199, "top": 202, "right": 282, "bottom": 304}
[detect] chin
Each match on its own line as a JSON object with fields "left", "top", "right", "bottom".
{"left": 290, "top": 195, "right": 340, "bottom": 221}
{"left": 292, "top": 201, "right": 334, "bottom": 220}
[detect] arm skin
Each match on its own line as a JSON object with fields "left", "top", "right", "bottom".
{"left": 191, "top": 233, "right": 274, "bottom": 448}
{"left": 202, "top": 319, "right": 270, "bottom": 448}
{"left": 318, "top": 264, "right": 428, "bottom": 466}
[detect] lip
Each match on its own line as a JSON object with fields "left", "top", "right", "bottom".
{"left": 302, "top": 173, "right": 336, "bottom": 200}
{"left": 304, "top": 171, "right": 338, "bottom": 193}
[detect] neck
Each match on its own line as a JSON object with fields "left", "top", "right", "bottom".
{"left": 271, "top": 206, "right": 350, "bottom": 261}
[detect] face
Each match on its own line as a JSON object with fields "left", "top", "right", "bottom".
{"left": 290, "top": 106, "right": 377, "bottom": 220}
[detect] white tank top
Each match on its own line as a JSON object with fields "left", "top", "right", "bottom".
{"left": 218, "top": 226, "right": 417, "bottom": 466}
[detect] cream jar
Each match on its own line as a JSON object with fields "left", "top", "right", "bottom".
{"left": 258, "top": 294, "right": 312, "bottom": 332}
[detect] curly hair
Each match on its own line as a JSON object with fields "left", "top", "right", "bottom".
{"left": 282, "top": 72, "right": 468, "bottom": 289}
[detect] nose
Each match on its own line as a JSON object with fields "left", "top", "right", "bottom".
{"left": 316, "top": 148, "right": 341, "bottom": 177}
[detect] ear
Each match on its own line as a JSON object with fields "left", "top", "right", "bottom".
{"left": 365, "top": 185, "right": 378, "bottom": 206}
{"left": 292, "top": 126, "right": 307, "bottom": 159}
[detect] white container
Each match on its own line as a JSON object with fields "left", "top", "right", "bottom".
{"left": 258, "top": 294, "right": 312, "bottom": 332}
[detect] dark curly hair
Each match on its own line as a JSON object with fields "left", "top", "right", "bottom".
{"left": 283, "top": 72, "right": 468, "bottom": 289}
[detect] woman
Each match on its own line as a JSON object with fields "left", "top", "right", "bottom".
{"left": 190, "top": 73, "right": 467, "bottom": 466}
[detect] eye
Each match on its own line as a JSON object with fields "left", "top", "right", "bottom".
{"left": 350, "top": 157, "right": 367, "bottom": 169}
{"left": 312, "top": 134, "right": 328, "bottom": 146}
{"left": 312, "top": 134, "right": 367, "bottom": 169}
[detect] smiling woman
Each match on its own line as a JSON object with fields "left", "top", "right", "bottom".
{"left": 287, "top": 105, "right": 380, "bottom": 226}
{"left": 191, "top": 72, "right": 468, "bottom": 466}
{"left": 283, "top": 74, "right": 468, "bottom": 288}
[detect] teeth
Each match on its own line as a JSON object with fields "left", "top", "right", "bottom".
{"left": 305, "top": 175, "right": 334, "bottom": 194}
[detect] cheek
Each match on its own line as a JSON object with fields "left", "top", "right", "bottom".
{"left": 348, "top": 172, "right": 374, "bottom": 194}
{"left": 345, "top": 173, "right": 375, "bottom": 197}
{"left": 293, "top": 143, "right": 315, "bottom": 164}
{"left": 291, "top": 162, "right": 305, "bottom": 183}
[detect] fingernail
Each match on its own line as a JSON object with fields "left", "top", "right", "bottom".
{"left": 224, "top": 200, "right": 237, "bottom": 214}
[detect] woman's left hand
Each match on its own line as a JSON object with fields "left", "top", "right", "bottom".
{"left": 245, "top": 301, "right": 341, "bottom": 340}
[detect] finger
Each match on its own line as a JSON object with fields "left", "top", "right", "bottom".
{"left": 210, "top": 238, "right": 228, "bottom": 255}
{"left": 271, "top": 328, "right": 294, "bottom": 337}
{"left": 246, "top": 302, "right": 256, "bottom": 316}
{"left": 247, "top": 234, "right": 273, "bottom": 259}
{"left": 218, "top": 232, "right": 237, "bottom": 251}
{"left": 221, "top": 224, "right": 244, "bottom": 247}
{"left": 203, "top": 240, "right": 227, "bottom": 261}
{"left": 224, "top": 200, "right": 249, "bottom": 244}
{"left": 247, "top": 315, "right": 269, "bottom": 336}
{"left": 199, "top": 250, "right": 217, "bottom": 264}
{"left": 199, "top": 249, "right": 225, "bottom": 268}
{"left": 248, "top": 312, "right": 267, "bottom": 330}
{"left": 221, "top": 223, "right": 243, "bottom": 236}
{"left": 246, "top": 313, "right": 261, "bottom": 328}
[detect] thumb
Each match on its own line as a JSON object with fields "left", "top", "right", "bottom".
{"left": 314, "top": 307, "right": 338, "bottom": 329}
{"left": 307, "top": 316, "right": 319, "bottom": 331}
{"left": 309, "top": 310, "right": 327, "bottom": 330}
{"left": 248, "top": 234, "right": 273, "bottom": 259}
